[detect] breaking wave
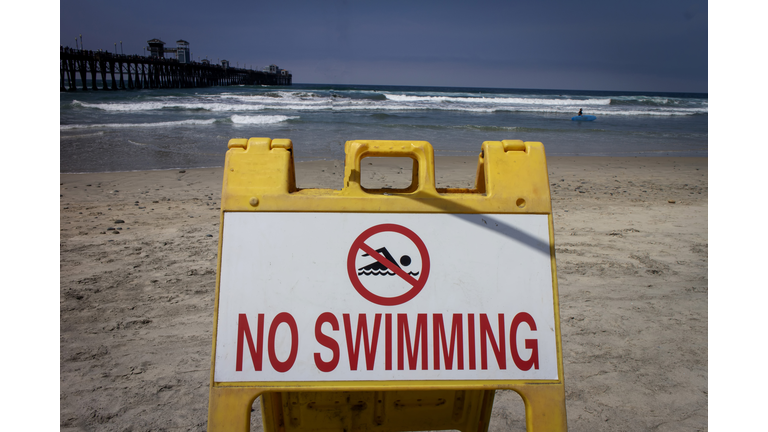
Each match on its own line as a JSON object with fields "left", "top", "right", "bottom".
{"left": 60, "top": 119, "right": 217, "bottom": 130}
{"left": 230, "top": 115, "right": 299, "bottom": 124}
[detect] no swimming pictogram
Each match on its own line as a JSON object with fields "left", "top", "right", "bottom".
{"left": 347, "top": 224, "right": 430, "bottom": 306}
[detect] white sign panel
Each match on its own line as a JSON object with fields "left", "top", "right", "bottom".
{"left": 214, "top": 212, "right": 558, "bottom": 382}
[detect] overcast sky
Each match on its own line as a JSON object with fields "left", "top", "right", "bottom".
{"left": 60, "top": 0, "right": 707, "bottom": 93}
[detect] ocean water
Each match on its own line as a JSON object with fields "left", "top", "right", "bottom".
{"left": 60, "top": 84, "right": 708, "bottom": 173}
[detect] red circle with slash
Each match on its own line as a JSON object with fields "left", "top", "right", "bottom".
{"left": 347, "top": 224, "right": 430, "bottom": 306}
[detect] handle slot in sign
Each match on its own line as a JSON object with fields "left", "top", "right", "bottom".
{"left": 343, "top": 140, "right": 437, "bottom": 196}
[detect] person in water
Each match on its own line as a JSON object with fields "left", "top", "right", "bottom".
{"left": 578, "top": 109, "right": 583, "bottom": 116}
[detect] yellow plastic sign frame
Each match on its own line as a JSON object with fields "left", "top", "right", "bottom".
{"left": 208, "top": 138, "right": 567, "bottom": 432}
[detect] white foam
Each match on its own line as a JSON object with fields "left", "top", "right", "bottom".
{"left": 220, "top": 94, "right": 331, "bottom": 106}
{"left": 72, "top": 100, "right": 265, "bottom": 112}
{"left": 68, "top": 91, "right": 706, "bottom": 118}
{"left": 261, "top": 104, "right": 333, "bottom": 111}
{"left": 383, "top": 94, "right": 612, "bottom": 106}
{"left": 230, "top": 115, "right": 299, "bottom": 125}
{"left": 60, "top": 119, "right": 217, "bottom": 130}
{"left": 59, "top": 131, "right": 106, "bottom": 138}
{"left": 591, "top": 109, "right": 708, "bottom": 116}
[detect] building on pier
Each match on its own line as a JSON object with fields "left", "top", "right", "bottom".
{"left": 176, "top": 40, "right": 190, "bottom": 64}
{"left": 147, "top": 39, "right": 165, "bottom": 58}
{"left": 148, "top": 39, "right": 191, "bottom": 63}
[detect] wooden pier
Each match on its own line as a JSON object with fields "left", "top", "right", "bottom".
{"left": 60, "top": 46, "right": 292, "bottom": 91}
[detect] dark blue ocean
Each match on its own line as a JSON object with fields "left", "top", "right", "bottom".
{"left": 60, "top": 84, "right": 707, "bottom": 173}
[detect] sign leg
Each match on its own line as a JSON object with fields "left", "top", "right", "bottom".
{"left": 207, "top": 387, "right": 264, "bottom": 432}
{"left": 518, "top": 384, "right": 567, "bottom": 432}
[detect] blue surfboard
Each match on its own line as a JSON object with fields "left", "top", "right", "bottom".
{"left": 572, "top": 115, "right": 596, "bottom": 121}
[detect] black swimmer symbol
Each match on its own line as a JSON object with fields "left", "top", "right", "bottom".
{"left": 358, "top": 247, "right": 419, "bottom": 277}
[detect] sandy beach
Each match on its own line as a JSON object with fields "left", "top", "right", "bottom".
{"left": 60, "top": 156, "right": 707, "bottom": 431}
